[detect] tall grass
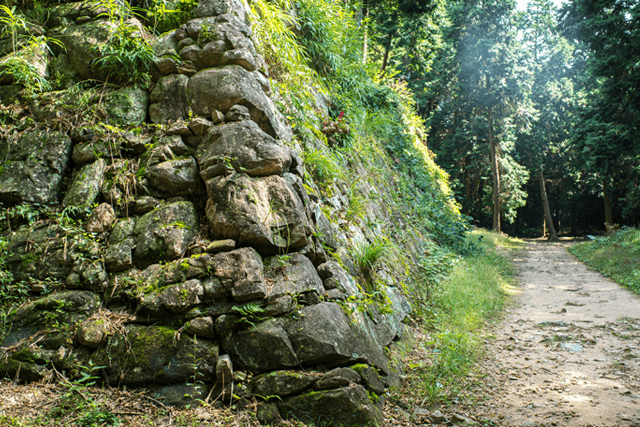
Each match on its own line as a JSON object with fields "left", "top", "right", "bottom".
{"left": 413, "top": 229, "right": 522, "bottom": 405}
{"left": 569, "top": 227, "right": 640, "bottom": 294}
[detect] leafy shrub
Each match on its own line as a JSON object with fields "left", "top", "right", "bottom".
{"left": 144, "top": 0, "right": 197, "bottom": 34}
{"left": 304, "top": 149, "right": 345, "bottom": 185}
{"left": 351, "top": 240, "right": 390, "bottom": 292}
{"left": 321, "top": 111, "right": 350, "bottom": 146}
{"left": 92, "top": 23, "right": 155, "bottom": 84}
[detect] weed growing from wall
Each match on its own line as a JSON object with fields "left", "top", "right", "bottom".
{"left": 88, "top": 0, "right": 155, "bottom": 84}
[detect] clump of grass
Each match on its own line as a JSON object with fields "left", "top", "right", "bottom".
{"left": 304, "top": 149, "right": 345, "bottom": 187}
{"left": 569, "top": 227, "right": 640, "bottom": 294}
{"left": 351, "top": 240, "right": 390, "bottom": 293}
{"left": 415, "top": 229, "right": 522, "bottom": 405}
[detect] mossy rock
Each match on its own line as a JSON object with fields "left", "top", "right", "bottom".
{"left": 276, "top": 384, "right": 383, "bottom": 427}
{"left": 133, "top": 201, "right": 199, "bottom": 268}
{"left": 93, "top": 324, "right": 219, "bottom": 386}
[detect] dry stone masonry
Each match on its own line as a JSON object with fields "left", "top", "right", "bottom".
{"left": 0, "top": 1, "right": 412, "bottom": 425}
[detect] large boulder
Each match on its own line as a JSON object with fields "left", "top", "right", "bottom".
{"left": 149, "top": 74, "right": 190, "bottom": 124}
{"left": 5, "top": 224, "right": 100, "bottom": 282}
{"left": 212, "top": 247, "right": 266, "bottom": 302}
{"left": 187, "top": 66, "right": 292, "bottom": 141}
{"left": 104, "top": 217, "right": 136, "bottom": 272}
{"left": 140, "top": 136, "right": 206, "bottom": 197}
{"left": 317, "top": 261, "right": 359, "bottom": 296}
{"left": 204, "top": 173, "right": 309, "bottom": 255}
{"left": 54, "top": 18, "right": 146, "bottom": 81}
{"left": 276, "top": 384, "right": 384, "bottom": 427}
{"left": 263, "top": 253, "right": 325, "bottom": 302}
{"left": 133, "top": 201, "right": 199, "bottom": 268}
{"left": 93, "top": 324, "right": 219, "bottom": 386}
{"left": 228, "top": 318, "right": 299, "bottom": 372}
{"left": 0, "top": 130, "right": 72, "bottom": 205}
{"left": 63, "top": 159, "right": 107, "bottom": 209}
{"left": 71, "top": 135, "right": 122, "bottom": 166}
{"left": 253, "top": 371, "right": 319, "bottom": 398}
{"left": 0, "top": 291, "right": 101, "bottom": 381}
{"left": 105, "top": 85, "right": 149, "bottom": 125}
{"left": 144, "top": 156, "right": 205, "bottom": 197}
{"left": 284, "top": 302, "right": 389, "bottom": 374}
{"left": 196, "top": 0, "right": 249, "bottom": 22}
{"left": 197, "top": 120, "right": 292, "bottom": 179}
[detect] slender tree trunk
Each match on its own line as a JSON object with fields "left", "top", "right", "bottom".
{"left": 542, "top": 211, "right": 546, "bottom": 237}
{"left": 488, "top": 108, "right": 501, "bottom": 233}
{"left": 380, "top": 12, "right": 397, "bottom": 75}
{"left": 362, "top": 0, "right": 369, "bottom": 63}
{"left": 603, "top": 184, "right": 613, "bottom": 227}
{"left": 380, "top": 32, "right": 394, "bottom": 74}
{"left": 539, "top": 170, "right": 559, "bottom": 241}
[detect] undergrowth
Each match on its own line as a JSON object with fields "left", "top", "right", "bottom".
{"left": 403, "top": 229, "right": 523, "bottom": 406}
{"left": 569, "top": 227, "right": 640, "bottom": 295}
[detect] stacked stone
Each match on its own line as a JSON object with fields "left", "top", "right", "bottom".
{"left": 0, "top": 1, "right": 413, "bottom": 425}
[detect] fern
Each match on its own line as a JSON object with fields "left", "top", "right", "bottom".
{"left": 231, "top": 302, "right": 266, "bottom": 317}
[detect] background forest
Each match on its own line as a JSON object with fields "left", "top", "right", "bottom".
{"left": 387, "top": 0, "right": 640, "bottom": 237}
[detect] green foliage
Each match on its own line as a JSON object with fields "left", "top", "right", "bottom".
{"left": 0, "top": 7, "right": 63, "bottom": 93}
{"left": 0, "top": 5, "right": 27, "bottom": 52}
{"left": 144, "top": 0, "right": 197, "bottom": 34}
{"left": 230, "top": 302, "right": 266, "bottom": 317}
{"left": 321, "top": 113, "right": 350, "bottom": 146}
{"left": 296, "top": 0, "right": 364, "bottom": 78}
{"left": 304, "top": 149, "right": 345, "bottom": 187}
{"left": 409, "top": 230, "right": 522, "bottom": 405}
{"left": 92, "top": 24, "right": 155, "bottom": 84}
{"left": 87, "top": 0, "right": 155, "bottom": 84}
{"left": 351, "top": 240, "right": 390, "bottom": 292}
{"left": 569, "top": 227, "right": 640, "bottom": 294}
{"left": 0, "top": 236, "right": 18, "bottom": 305}
{"left": 44, "top": 361, "right": 123, "bottom": 427}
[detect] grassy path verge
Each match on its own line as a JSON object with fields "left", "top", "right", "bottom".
{"left": 386, "top": 230, "right": 523, "bottom": 418}
{"left": 568, "top": 227, "right": 640, "bottom": 295}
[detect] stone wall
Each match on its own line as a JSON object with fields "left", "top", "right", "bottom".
{"left": 0, "top": 1, "right": 415, "bottom": 425}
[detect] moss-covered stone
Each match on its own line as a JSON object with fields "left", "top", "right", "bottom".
{"left": 63, "top": 159, "right": 107, "bottom": 209}
{"left": 93, "top": 324, "right": 219, "bottom": 386}
{"left": 252, "top": 370, "right": 319, "bottom": 398}
{"left": 229, "top": 318, "right": 298, "bottom": 372}
{"left": 105, "top": 85, "right": 150, "bottom": 126}
{"left": 276, "top": 384, "right": 383, "bottom": 427}
{"left": 133, "top": 201, "right": 199, "bottom": 268}
{"left": 0, "top": 130, "right": 72, "bottom": 205}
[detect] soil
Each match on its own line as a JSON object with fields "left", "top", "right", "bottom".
{"left": 387, "top": 239, "right": 640, "bottom": 427}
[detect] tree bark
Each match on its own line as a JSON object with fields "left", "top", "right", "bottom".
{"left": 362, "top": 0, "right": 369, "bottom": 64}
{"left": 380, "top": 32, "right": 394, "bottom": 75}
{"left": 488, "top": 108, "right": 501, "bottom": 233}
{"left": 539, "top": 169, "right": 559, "bottom": 241}
{"left": 603, "top": 184, "right": 613, "bottom": 227}
{"left": 380, "top": 12, "right": 397, "bottom": 75}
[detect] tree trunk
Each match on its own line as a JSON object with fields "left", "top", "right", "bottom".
{"left": 488, "top": 108, "right": 501, "bottom": 233}
{"left": 362, "top": 0, "right": 369, "bottom": 63}
{"left": 380, "top": 32, "right": 393, "bottom": 75}
{"left": 380, "top": 12, "right": 397, "bottom": 76}
{"left": 539, "top": 170, "right": 559, "bottom": 241}
{"left": 603, "top": 184, "right": 613, "bottom": 227}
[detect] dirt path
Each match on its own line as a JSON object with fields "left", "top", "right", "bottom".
{"left": 470, "top": 240, "right": 640, "bottom": 427}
